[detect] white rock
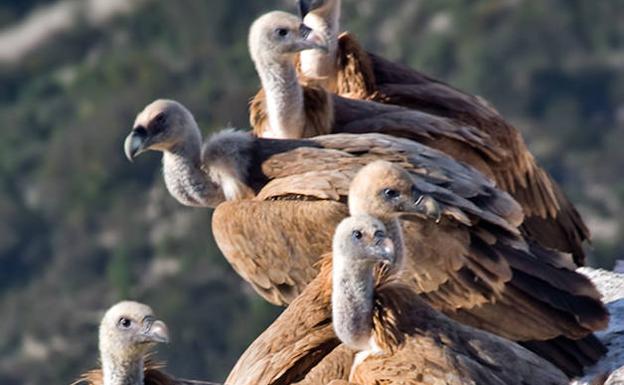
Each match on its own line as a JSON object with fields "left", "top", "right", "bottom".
{"left": 573, "top": 268, "right": 624, "bottom": 385}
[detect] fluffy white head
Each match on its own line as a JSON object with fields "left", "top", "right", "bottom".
{"left": 99, "top": 301, "right": 170, "bottom": 364}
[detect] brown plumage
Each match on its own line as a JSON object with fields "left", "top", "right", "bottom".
{"left": 332, "top": 215, "right": 568, "bottom": 385}
{"left": 346, "top": 161, "right": 606, "bottom": 377}
{"left": 205, "top": 130, "right": 606, "bottom": 376}
{"left": 356, "top": 285, "right": 569, "bottom": 385}
{"left": 124, "top": 99, "right": 605, "bottom": 376}
{"left": 227, "top": 217, "right": 569, "bottom": 385}
{"left": 225, "top": 255, "right": 344, "bottom": 385}
{"left": 208, "top": 131, "right": 518, "bottom": 308}
{"left": 249, "top": 8, "right": 589, "bottom": 266}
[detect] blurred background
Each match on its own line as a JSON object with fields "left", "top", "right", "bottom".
{"left": 0, "top": 0, "right": 622, "bottom": 383}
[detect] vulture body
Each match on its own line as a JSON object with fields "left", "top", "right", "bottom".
{"left": 249, "top": 9, "right": 589, "bottom": 266}
{"left": 209, "top": 131, "right": 606, "bottom": 377}
{"left": 73, "top": 301, "right": 213, "bottom": 385}
{"left": 226, "top": 217, "right": 568, "bottom": 385}
{"left": 332, "top": 215, "right": 568, "bottom": 385}
{"left": 125, "top": 99, "right": 606, "bottom": 376}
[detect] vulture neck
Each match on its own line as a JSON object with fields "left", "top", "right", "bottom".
{"left": 101, "top": 354, "right": 144, "bottom": 385}
{"left": 332, "top": 254, "right": 375, "bottom": 352}
{"left": 256, "top": 59, "right": 305, "bottom": 138}
{"left": 162, "top": 130, "right": 222, "bottom": 208}
{"left": 300, "top": 3, "right": 340, "bottom": 83}
{"left": 385, "top": 217, "right": 404, "bottom": 270}
{"left": 332, "top": 217, "right": 404, "bottom": 353}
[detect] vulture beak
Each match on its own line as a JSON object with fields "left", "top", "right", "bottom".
{"left": 124, "top": 128, "right": 147, "bottom": 162}
{"left": 141, "top": 319, "right": 170, "bottom": 344}
{"left": 373, "top": 234, "right": 395, "bottom": 264}
{"left": 299, "top": 23, "right": 329, "bottom": 53}
{"left": 410, "top": 188, "right": 442, "bottom": 223}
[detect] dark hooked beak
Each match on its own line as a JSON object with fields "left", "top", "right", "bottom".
{"left": 373, "top": 235, "right": 395, "bottom": 264}
{"left": 410, "top": 187, "right": 442, "bottom": 223}
{"left": 124, "top": 128, "right": 147, "bottom": 162}
{"left": 297, "top": 0, "right": 312, "bottom": 18}
{"left": 141, "top": 319, "right": 170, "bottom": 344}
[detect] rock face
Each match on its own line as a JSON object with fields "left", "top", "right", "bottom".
{"left": 574, "top": 268, "right": 624, "bottom": 385}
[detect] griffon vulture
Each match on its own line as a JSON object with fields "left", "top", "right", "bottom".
{"left": 248, "top": 9, "right": 589, "bottom": 266}
{"left": 124, "top": 101, "right": 606, "bottom": 376}
{"left": 225, "top": 216, "right": 568, "bottom": 385}
{"left": 331, "top": 215, "right": 568, "bottom": 385}
{"left": 73, "top": 301, "right": 214, "bottom": 385}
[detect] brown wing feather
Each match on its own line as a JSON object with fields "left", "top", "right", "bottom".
{"left": 294, "top": 345, "right": 354, "bottom": 385}
{"left": 331, "top": 32, "right": 590, "bottom": 266}
{"left": 213, "top": 133, "right": 604, "bottom": 376}
{"left": 350, "top": 282, "right": 569, "bottom": 385}
{"left": 225, "top": 256, "right": 344, "bottom": 385}
{"left": 249, "top": 134, "right": 604, "bottom": 340}
{"left": 331, "top": 96, "right": 506, "bottom": 166}
{"left": 212, "top": 200, "right": 347, "bottom": 306}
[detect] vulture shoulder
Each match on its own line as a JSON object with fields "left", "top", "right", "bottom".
{"left": 225, "top": 256, "right": 348, "bottom": 385}
{"left": 212, "top": 199, "right": 348, "bottom": 305}
{"left": 349, "top": 282, "right": 569, "bottom": 385}
{"left": 331, "top": 32, "right": 589, "bottom": 266}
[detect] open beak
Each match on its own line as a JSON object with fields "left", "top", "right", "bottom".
{"left": 124, "top": 129, "right": 147, "bottom": 162}
{"left": 299, "top": 23, "right": 329, "bottom": 53}
{"left": 142, "top": 319, "right": 170, "bottom": 344}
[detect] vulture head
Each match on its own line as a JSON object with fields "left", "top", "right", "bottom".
{"left": 99, "top": 301, "right": 170, "bottom": 365}
{"left": 333, "top": 215, "right": 396, "bottom": 268}
{"left": 332, "top": 214, "right": 395, "bottom": 351}
{"left": 349, "top": 161, "right": 442, "bottom": 222}
{"left": 124, "top": 99, "right": 201, "bottom": 161}
{"left": 248, "top": 11, "right": 328, "bottom": 67}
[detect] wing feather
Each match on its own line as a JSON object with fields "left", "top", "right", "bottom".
{"left": 212, "top": 200, "right": 347, "bottom": 305}
{"left": 333, "top": 32, "right": 590, "bottom": 266}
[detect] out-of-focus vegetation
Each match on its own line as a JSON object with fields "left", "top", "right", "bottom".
{"left": 0, "top": 0, "right": 621, "bottom": 384}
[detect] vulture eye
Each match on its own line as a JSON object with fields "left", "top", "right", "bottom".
{"left": 352, "top": 230, "right": 363, "bottom": 240}
{"left": 275, "top": 28, "right": 289, "bottom": 37}
{"left": 151, "top": 113, "right": 167, "bottom": 134}
{"left": 118, "top": 317, "right": 132, "bottom": 329}
{"left": 154, "top": 112, "right": 166, "bottom": 124}
{"left": 383, "top": 188, "right": 400, "bottom": 200}
{"left": 373, "top": 230, "right": 385, "bottom": 239}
